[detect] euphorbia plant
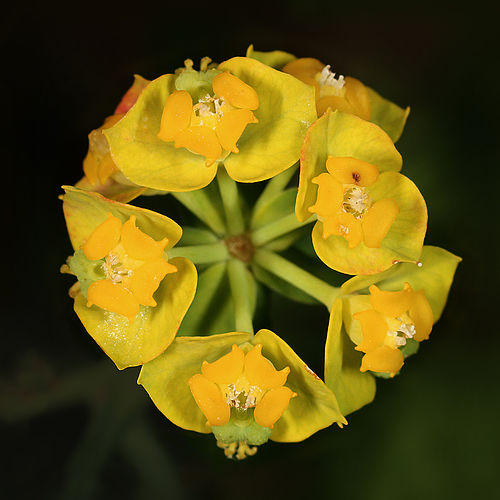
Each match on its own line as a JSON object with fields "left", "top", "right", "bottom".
{"left": 61, "top": 46, "right": 460, "bottom": 460}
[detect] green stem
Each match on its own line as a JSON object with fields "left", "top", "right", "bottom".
{"left": 167, "top": 242, "right": 229, "bottom": 265}
{"left": 171, "top": 190, "right": 226, "bottom": 236}
{"left": 251, "top": 213, "right": 315, "bottom": 247}
{"left": 253, "top": 249, "right": 340, "bottom": 310}
{"left": 227, "top": 259, "right": 254, "bottom": 334}
{"left": 216, "top": 168, "right": 246, "bottom": 235}
{"left": 253, "top": 163, "right": 298, "bottom": 212}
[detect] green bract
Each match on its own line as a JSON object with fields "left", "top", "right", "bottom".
{"left": 104, "top": 57, "right": 316, "bottom": 192}
{"left": 138, "top": 329, "right": 346, "bottom": 443}
{"left": 245, "top": 44, "right": 296, "bottom": 70}
{"left": 62, "top": 186, "right": 197, "bottom": 369}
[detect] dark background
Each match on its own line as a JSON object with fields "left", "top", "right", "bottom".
{"left": 2, "top": 1, "right": 499, "bottom": 499}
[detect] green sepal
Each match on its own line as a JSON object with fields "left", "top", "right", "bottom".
{"left": 324, "top": 299, "right": 376, "bottom": 416}
{"left": 61, "top": 185, "right": 182, "bottom": 251}
{"left": 219, "top": 57, "right": 317, "bottom": 183}
{"left": 74, "top": 256, "right": 197, "bottom": 369}
{"left": 311, "top": 171, "right": 428, "bottom": 275}
{"left": 296, "top": 109, "right": 402, "bottom": 222}
{"left": 138, "top": 332, "right": 253, "bottom": 433}
{"left": 253, "top": 329, "right": 347, "bottom": 442}
{"left": 174, "top": 66, "right": 222, "bottom": 101}
{"left": 250, "top": 187, "right": 297, "bottom": 229}
{"left": 66, "top": 249, "right": 105, "bottom": 297}
{"left": 341, "top": 246, "right": 461, "bottom": 322}
{"left": 212, "top": 408, "right": 272, "bottom": 446}
{"left": 367, "top": 87, "right": 410, "bottom": 143}
{"left": 104, "top": 74, "right": 218, "bottom": 192}
{"left": 245, "top": 44, "right": 296, "bottom": 70}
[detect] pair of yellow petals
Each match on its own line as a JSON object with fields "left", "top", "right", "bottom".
{"left": 157, "top": 72, "right": 259, "bottom": 166}
{"left": 309, "top": 156, "right": 399, "bottom": 248}
{"left": 188, "top": 344, "right": 297, "bottom": 429}
{"left": 282, "top": 58, "right": 370, "bottom": 119}
{"left": 82, "top": 214, "right": 177, "bottom": 321}
{"left": 354, "top": 283, "right": 434, "bottom": 375}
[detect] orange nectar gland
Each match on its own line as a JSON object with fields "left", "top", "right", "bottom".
{"left": 282, "top": 58, "right": 370, "bottom": 119}
{"left": 82, "top": 213, "right": 177, "bottom": 322}
{"left": 309, "top": 156, "right": 399, "bottom": 249}
{"left": 188, "top": 344, "right": 297, "bottom": 429}
{"left": 157, "top": 72, "right": 259, "bottom": 166}
{"left": 353, "top": 283, "right": 434, "bottom": 376}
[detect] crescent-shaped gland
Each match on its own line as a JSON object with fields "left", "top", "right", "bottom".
{"left": 121, "top": 215, "right": 168, "bottom": 261}
{"left": 174, "top": 126, "right": 222, "bottom": 166}
{"left": 360, "top": 345, "right": 404, "bottom": 375}
{"left": 253, "top": 386, "right": 297, "bottom": 429}
{"left": 244, "top": 344, "right": 290, "bottom": 391}
{"left": 82, "top": 213, "right": 122, "bottom": 261}
{"left": 326, "top": 156, "right": 379, "bottom": 187}
{"left": 309, "top": 173, "right": 344, "bottom": 218}
{"left": 87, "top": 279, "right": 140, "bottom": 322}
{"left": 368, "top": 283, "right": 413, "bottom": 318}
{"left": 188, "top": 374, "right": 231, "bottom": 427}
{"left": 353, "top": 309, "right": 389, "bottom": 353}
{"left": 124, "top": 258, "right": 177, "bottom": 307}
{"left": 216, "top": 108, "right": 258, "bottom": 153}
{"left": 408, "top": 290, "right": 434, "bottom": 341}
{"left": 212, "top": 72, "right": 259, "bottom": 110}
{"left": 201, "top": 344, "right": 245, "bottom": 385}
{"left": 157, "top": 90, "right": 193, "bottom": 142}
{"left": 362, "top": 198, "right": 399, "bottom": 248}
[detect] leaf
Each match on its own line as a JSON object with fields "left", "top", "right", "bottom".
{"left": 296, "top": 109, "right": 403, "bottom": 222}
{"left": 324, "top": 299, "right": 376, "bottom": 415}
{"left": 312, "top": 172, "right": 428, "bottom": 275}
{"left": 367, "top": 87, "right": 410, "bottom": 143}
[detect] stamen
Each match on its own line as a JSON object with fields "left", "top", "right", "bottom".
{"left": 343, "top": 187, "right": 371, "bottom": 218}
{"left": 317, "top": 65, "right": 345, "bottom": 90}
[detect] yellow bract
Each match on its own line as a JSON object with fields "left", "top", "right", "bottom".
{"left": 283, "top": 58, "right": 370, "bottom": 119}
{"left": 309, "top": 156, "right": 399, "bottom": 248}
{"left": 83, "top": 114, "right": 124, "bottom": 186}
{"left": 83, "top": 214, "right": 177, "bottom": 322}
{"left": 157, "top": 72, "right": 259, "bottom": 166}
{"left": 353, "top": 283, "right": 434, "bottom": 376}
{"left": 188, "top": 344, "right": 296, "bottom": 429}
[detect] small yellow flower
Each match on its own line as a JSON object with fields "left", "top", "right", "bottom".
{"left": 309, "top": 156, "right": 399, "bottom": 248}
{"left": 353, "top": 283, "right": 434, "bottom": 375}
{"left": 188, "top": 343, "right": 296, "bottom": 429}
{"left": 83, "top": 213, "right": 177, "bottom": 321}
{"left": 282, "top": 58, "right": 370, "bottom": 119}
{"left": 157, "top": 71, "right": 259, "bottom": 166}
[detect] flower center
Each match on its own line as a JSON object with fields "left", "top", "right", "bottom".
{"left": 224, "top": 382, "right": 262, "bottom": 410}
{"left": 386, "top": 317, "right": 416, "bottom": 347}
{"left": 343, "top": 186, "right": 371, "bottom": 218}
{"left": 103, "top": 253, "right": 133, "bottom": 283}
